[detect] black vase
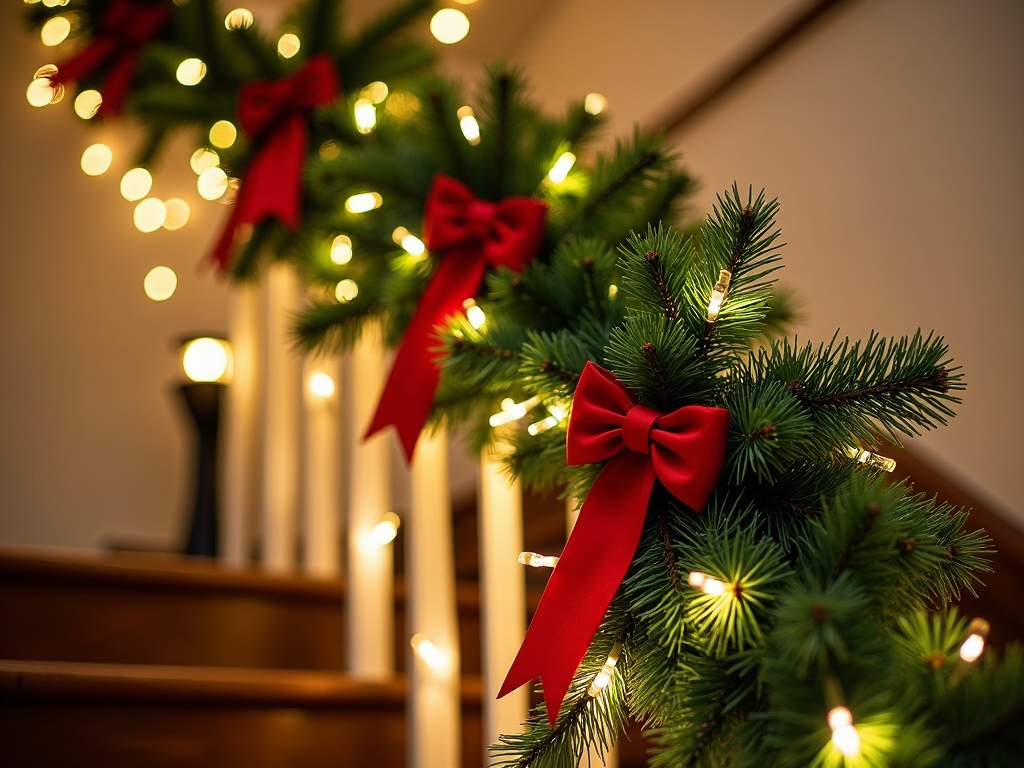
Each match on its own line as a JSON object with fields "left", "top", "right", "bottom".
{"left": 179, "top": 381, "right": 223, "bottom": 557}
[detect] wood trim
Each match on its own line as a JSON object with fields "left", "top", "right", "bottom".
{"left": 0, "top": 660, "right": 484, "bottom": 708}
{"left": 651, "top": 0, "right": 856, "bottom": 134}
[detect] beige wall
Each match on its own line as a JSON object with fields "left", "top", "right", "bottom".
{"left": 2, "top": 0, "right": 1020, "bottom": 551}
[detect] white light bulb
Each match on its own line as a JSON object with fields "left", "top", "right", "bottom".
{"left": 308, "top": 372, "right": 335, "bottom": 399}
{"left": 547, "top": 152, "right": 576, "bottom": 184}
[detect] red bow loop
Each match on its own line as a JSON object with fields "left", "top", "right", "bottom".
{"left": 499, "top": 361, "right": 729, "bottom": 724}
{"left": 365, "top": 175, "right": 548, "bottom": 460}
{"left": 208, "top": 55, "right": 338, "bottom": 271}
{"left": 52, "top": 0, "right": 172, "bottom": 116}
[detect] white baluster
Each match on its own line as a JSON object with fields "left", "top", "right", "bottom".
{"left": 302, "top": 355, "right": 342, "bottom": 578}
{"left": 408, "top": 431, "right": 462, "bottom": 768}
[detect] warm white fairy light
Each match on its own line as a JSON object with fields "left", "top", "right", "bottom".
{"left": 162, "top": 198, "right": 191, "bottom": 230}
{"left": 827, "top": 707, "right": 861, "bottom": 756}
{"left": 688, "top": 570, "right": 726, "bottom": 596}
{"left": 370, "top": 512, "right": 402, "bottom": 547}
{"left": 587, "top": 640, "right": 623, "bottom": 697}
{"left": 73, "top": 89, "right": 102, "bottom": 119}
{"left": 134, "top": 198, "right": 167, "bottom": 233}
{"left": 385, "top": 91, "right": 420, "bottom": 120}
{"left": 182, "top": 338, "right": 232, "bottom": 383}
{"left": 518, "top": 551, "right": 559, "bottom": 568}
{"left": 843, "top": 446, "right": 897, "bottom": 473}
{"left": 190, "top": 148, "right": 220, "bottom": 175}
{"left": 318, "top": 140, "right": 340, "bottom": 160}
{"left": 80, "top": 143, "right": 113, "bottom": 176}
{"left": 706, "top": 269, "right": 732, "bottom": 322}
{"left": 26, "top": 66, "right": 63, "bottom": 107}
{"left": 429, "top": 8, "right": 470, "bottom": 44}
{"left": 224, "top": 8, "right": 254, "bottom": 30}
{"left": 197, "top": 166, "right": 229, "bottom": 200}
{"left": 209, "top": 120, "right": 237, "bottom": 149}
{"left": 584, "top": 92, "right": 607, "bottom": 116}
{"left": 527, "top": 403, "right": 568, "bottom": 436}
{"left": 959, "top": 618, "right": 990, "bottom": 663}
{"left": 143, "top": 266, "right": 177, "bottom": 301}
{"left": 411, "top": 633, "right": 448, "bottom": 671}
{"left": 608, "top": 284, "right": 618, "bottom": 299}
{"left": 362, "top": 81, "right": 388, "bottom": 104}
{"left": 331, "top": 234, "right": 353, "bottom": 264}
{"left": 308, "top": 371, "right": 335, "bottom": 399}
{"left": 345, "top": 192, "right": 383, "bottom": 213}
{"left": 277, "top": 32, "right": 301, "bottom": 58}
{"left": 489, "top": 395, "right": 542, "bottom": 428}
{"left": 463, "top": 298, "right": 486, "bottom": 329}
{"left": 335, "top": 279, "right": 359, "bottom": 303}
{"left": 392, "top": 226, "right": 426, "bottom": 257}
{"left": 354, "top": 98, "right": 377, "bottom": 134}
{"left": 176, "top": 58, "right": 207, "bottom": 86}
{"left": 120, "top": 167, "right": 153, "bottom": 201}
{"left": 40, "top": 16, "right": 71, "bottom": 46}
{"left": 457, "top": 106, "right": 481, "bottom": 145}
{"left": 547, "top": 151, "right": 576, "bottom": 184}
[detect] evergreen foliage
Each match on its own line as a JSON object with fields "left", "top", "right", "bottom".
{"left": 485, "top": 186, "right": 1022, "bottom": 767}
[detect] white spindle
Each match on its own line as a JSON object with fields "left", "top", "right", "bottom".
{"left": 408, "top": 431, "right": 462, "bottom": 768}
{"left": 302, "top": 355, "right": 342, "bottom": 577}
{"left": 479, "top": 447, "right": 528, "bottom": 755}
{"left": 221, "top": 284, "right": 260, "bottom": 567}
{"left": 346, "top": 326, "right": 395, "bottom": 675}
{"left": 259, "top": 262, "right": 301, "bottom": 572}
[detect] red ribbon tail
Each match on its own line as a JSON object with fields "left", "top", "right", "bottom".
{"left": 498, "top": 454, "right": 657, "bottom": 725}
{"left": 364, "top": 249, "right": 486, "bottom": 461}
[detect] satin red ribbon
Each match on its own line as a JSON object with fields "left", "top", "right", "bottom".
{"left": 498, "top": 361, "right": 729, "bottom": 724}
{"left": 52, "top": 0, "right": 172, "bottom": 116}
{"left": 365, "top": 174, "right": 548, "bottom": 460}
{"left": 209, "top": 55, "right": 338, "bottom": 271}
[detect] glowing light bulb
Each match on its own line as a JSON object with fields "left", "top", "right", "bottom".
{"left": 354, "top": 98, "right": 377, "bottom": 134}
{"left": 843, "top": 446, "right": 897, "bottom": 473}
{"left": 143, "top": 266, "right": 177, "bottom": 301}
{"left": 176, "top": 58, "right": 207, "bottom": 86}
{"left": 463, "top": 299, "right": 486, "bottom": 330}
{"left": 162, "top": 198, "right": 191, "bottom": 230}
{"left": 706, "top": 269, "right": 732, "bottom": 322}
{"left": 370, "top": 512, "right": 401, "bottom": 546}
{"left": 608, "top": 284, "right": 618, "bottom": 299}
{"left": 331, "top": 234, "right": 353, "bottom": 264}
{"left": 209, "top": 120, "right": 237, "bottom": 149}
{"left": 74, "top": 89, "right": 102, "bottom": 119}
{"left": 120, "top": 167, "right": 153, "bottom": 201}
{"left": 182, "top": 338, "right": 232, "bottom": 383}
{"left": 308, "top": 371, "right": 335, "bottom": 399}
{"left": 277, "top": 33, "right": 300, "bottom": 58}
{"left": 362, "top": 81, "right": 388, "bottom": 104}
{"left": 26, "top": 66, "right": 64, "bottom": 107}
{"left": 959, "top": 618, "right": 990, "bottom": 663}
{"left": 319, "top": 140, "right": 340, "bottom": 160}
{"left": 430, "top": 8, "right": 469, "bottom": 44}
{"left": 80, "top": 143, "right": 113, "bottom": 176}
{"left": 345, "top": 192, "right": 382, "bottom": 213}
{"left": 488, "top": 395, "right": 542, "bottom": 428}
{"left": 584, "top": 92, "right": 607, "bottom": 116}
{"left": 587, "top": 641, "right": 622, "bottom": 697}
{"left": 527, "top": 403, "right": 568, "bottom": 435}
{"left": 457, "top": 106, "right": 481, "bottom": 145}
{"left": 335, "top": 279, "right": 359, "bottom": 303}
{"left": 827, "top": 707, "right": 860, "bottom": 756}
{"left": 190, "top": 148, "right": 219, "bottom": 175}
{"left": 393, "top": 226, "right": 426, "bottom": 257}
{"left": 224, "top": 8, "right": 253, "bottom": 30}
{"left": 385, "top": 91, "right": 420, "bottom": 120}
{"left": 134, "top": 198, "right": 167, "bottom": 233}
{"left": 411, "top": 633, "right": 448, "bottom": 671}
{"left": 40, "top": 16, "right": 71, "bottom": 46}
{"left": 547, "top": 151, "right": 576, "bottom": 184}
{"left": 518, "top": 552, "right": 559, "bottom": 568}
{"left": 197, "top": 167, "right": 228, "bottom": 200}
{"left": 688, "top": 570, "right": 726, "bottom": 596}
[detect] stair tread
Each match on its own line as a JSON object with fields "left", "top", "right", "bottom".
{"left": 0, "top": 659, "right": 485, "bottom": 706}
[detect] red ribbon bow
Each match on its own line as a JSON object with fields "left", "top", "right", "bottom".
{"left": 498, "top": 361, "right": 729, "bottom": 724}
{"left": 52, "top": 0, "right": 172, "bottom": 117}
{"left": 365, "top": 174, "right": 548, "bottom": 460}
{"left": 209, "top": 55, "right": 338, "bottom": 271}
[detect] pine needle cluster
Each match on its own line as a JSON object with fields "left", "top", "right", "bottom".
{"left": 487, "top": 186, "right": 1022, "bottom": 767}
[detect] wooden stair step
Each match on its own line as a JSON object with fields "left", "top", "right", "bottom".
{"left": 0, "top": 660, "right": 484, "bottom": 768}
